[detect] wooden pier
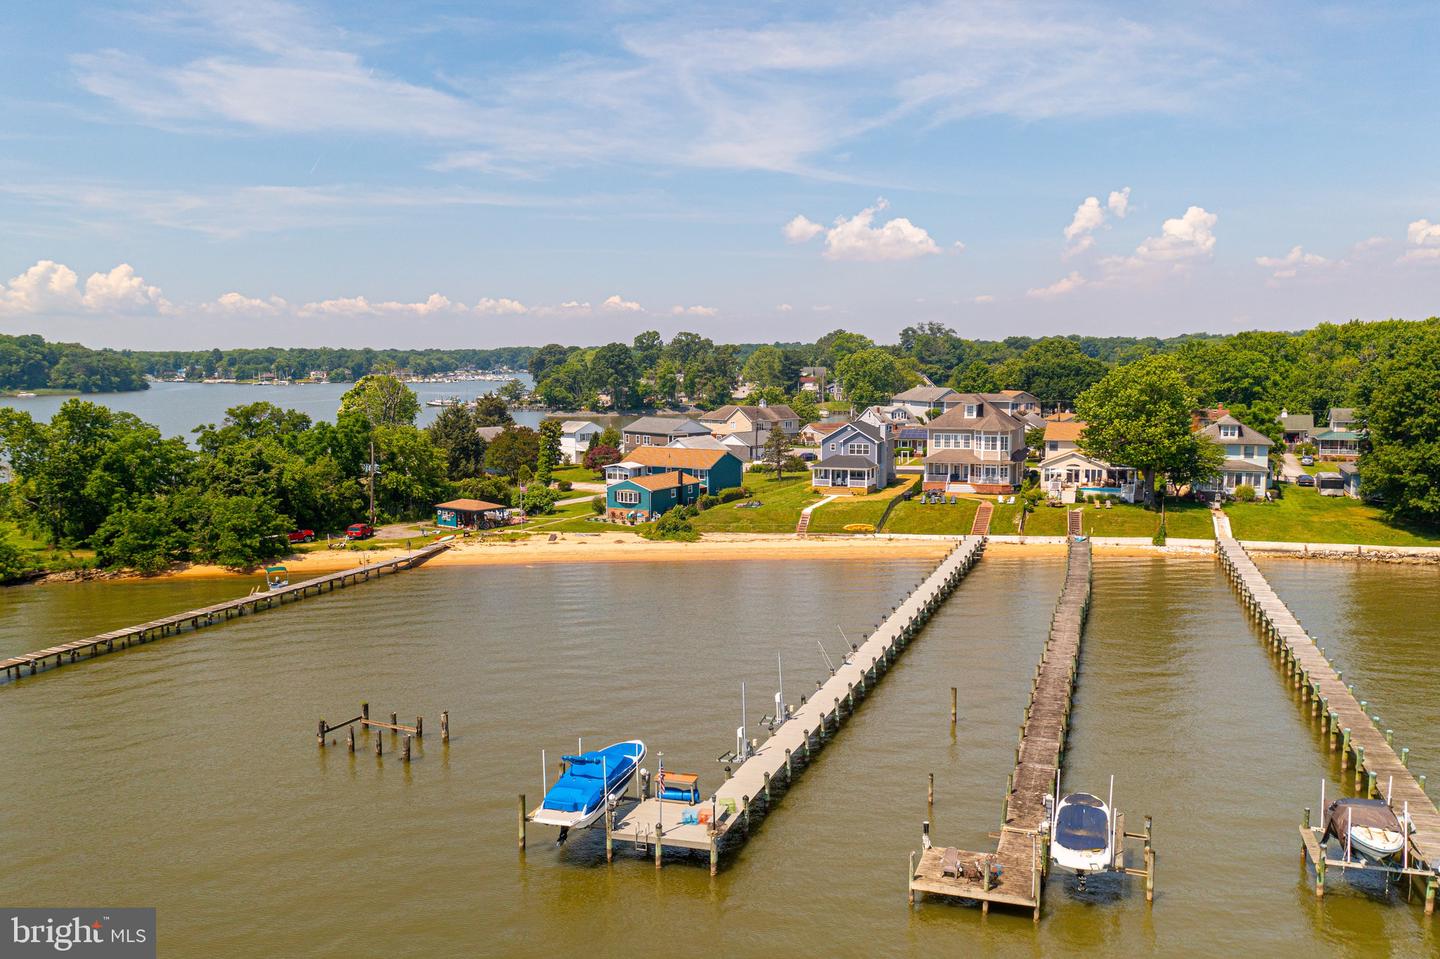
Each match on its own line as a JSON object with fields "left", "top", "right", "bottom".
{"left": 908, "top": 538, "right": 1121, "bottom": 919}
{"left": 0, "top": 542, "right": 451, "bottom": 682}
{"left": 1216, "top": 535, "right": 1440, "bottom": 913}
{"left": 524, "top": 536, "right": 988, "bottom": 872}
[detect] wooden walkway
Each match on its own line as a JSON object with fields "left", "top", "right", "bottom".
{"left": 0, "top": 542, "right": 451, "bottom": 682}
{"left": 563, "top": 537, "right": 988, "bottom": 872}
{"left": 969, "top": 501, "right": 993, "bottom": 536}
{"left": 1216, "top": 535, "right": 1440, "bottom": 908}
{"left": 909, "top": 538, "right": 1093, "bottom": 919}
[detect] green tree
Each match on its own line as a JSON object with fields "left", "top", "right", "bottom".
{"left": 1357, "top": 324, "right": 1440, "bottom": 524}
{"left": 93, "top": 497, "right": 188, "bottom": 574}
{"left": 339, "top": 374, "right": 419, "bottom": 428}
{"left": 998, "top": 338, "right": 1107, "bottom": 409}
{"left": 427, "top": 405, "right": 488, "bottom": 479}
{"left": 742, "top": 345, "right": 787, "bottom": 389}
{"left": 498, "top": 378, "right": 527, "bottom": 405}
{"left": 788, "top": 390, "right": 820, "bottom": 425}
{"left": 583, "top": 444, "right": 621, "bottom": 471}
{"left": 484, "top": 426, "right": 541, "bottom": 479}
{"left": 536, "top": 419, "right": 563, "bottom": 486}
{"left": 1075, "top": 355, "right": 1217, "bottom": 506}
{"left": 588, "top": 342, "right": 641, "bottom": 409}
{"left": 597, "top": 425, "right": 622, "bottom": 449}
{"left": 817, "top": 329, "right": 875, "bottom": 366}
{"left": 949, "top": 359, "right": 999, "bottom": 393}
{"left": 836, "top": 348, "right": 910, "bottom": 409}
{"left": 188, "top": 491, "right": 291, "bottom": 568}
{"left": 528, "top": 343, "right": 572, "bottom": 383}
{"left": 0, "top": 526, "right": 30, "bottom": 582}
{"left": 632, "top": 330, "right": 664, "bottom": 372}
{"left": 761, "top": 426, "right": 792, "bottom": 478}
{"left": 472, "top": 394, "right": 514, "bottom": 427}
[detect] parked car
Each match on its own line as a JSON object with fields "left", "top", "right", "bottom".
{"left": 345, "top": 522, "right": 375, "bottom": 539}
{"left": 798, "top": 451, "right": 817, "bottom": 462}
{"left": 287, "top": 529, "right": 315, "bottom": 543}
{"left": 1295, "top": 473, "right": 1315, "bottom": 487}
{"left": 1300, "top": 455, "right": 1315, "bottom": 466}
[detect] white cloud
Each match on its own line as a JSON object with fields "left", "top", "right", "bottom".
{"left": 1255, "top": 245, "right": 1329, "bottom": 280}
{"left": 1064, "top": 197, "right": 1105, "bottom": 241}
{"left": 783, "top": 215, "right": 824, "bottom": 243}
{"left": 1101, "top": 206, "right": 1217, "bottom": 276}
{"left": 1107, "top": 187, "right": 1131, "bottom": 218}
{"left": 1402, "top": 218, "right": 1440, "bottom": 261}
{"left": 601, "top": 294, "right": 643, "bottom": 312}
{"left": 777, "top": 303, "right": 793, "bottom": 312}
{"left": 1027, "top": 271, "right": 1088, "bottom": 298}
{"left": 670, "top": 305, "right": 718, "bottom": 316}
{"left": 0, "top": 259, "right": 170, "bottom": 316}
{"left": 972, "top": 294, "right": 996, "bottom": 304}
{"left": 474, "top": 297, "right": 528, "bottom": 315}
{"left": 820, "top": 199, "right": 940, "bottom": 262}
{"left": 202, "top": 292, "right": 289, "bottom": 315}
{"left": 298, "top": 293, "right": 458, "bottom": 317}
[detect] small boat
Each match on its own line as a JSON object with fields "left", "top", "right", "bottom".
{"left": 1051, "top": 791, "right": 1114, "bottom": 874}
{"left": 1322, "top": 798, "right": 1406, "bottom": 860}
{"left": 425, "top": 397, "right": 458, "bottom": 408}
{"left": 13, "top": 391, "right": 37, "bottom": 398}
{"left": 532, "top": 740, "right": 645, "bottom": 833}
{"left": 264, "top": 566, "right": 289, "bottom": 590}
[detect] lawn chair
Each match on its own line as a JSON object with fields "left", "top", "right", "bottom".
{"left": 941, "top": 847, "right": 962, "bottom": 879}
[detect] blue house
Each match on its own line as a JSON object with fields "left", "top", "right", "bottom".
{"left": 809, "top": 420, "right": 893, "bottom": 493}
{"left": 613, "top": 446, "right": 743, "bottom": 494}
{"left": 605, "top": 472, "right": 703, "bottom": 523}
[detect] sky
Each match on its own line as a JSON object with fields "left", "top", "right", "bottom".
{"left": 0, "top": 0, "right": 1437, "bottom": 349}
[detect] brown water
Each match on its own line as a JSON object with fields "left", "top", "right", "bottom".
{"left": 2, "top": 555, "right": 1436, "bottom": 957}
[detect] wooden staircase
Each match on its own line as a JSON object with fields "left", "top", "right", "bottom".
{"left": 969, "top": 501, "right": 993, "bottom": 536}
{"left": 795, "top": 511, "right": 812, "bottom": 536}
{"left": 1066, "top": 509, "right": 1083, "bottom": 537}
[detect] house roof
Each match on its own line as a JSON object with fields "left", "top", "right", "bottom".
{"left": 560, "top": 420, "right": 600, "bottom": 434}
{"left": 435, "top": 498, "right": 507, "bottom": 512}
{"left": 622, "top": 471, "right": 702, "bottom": 491}
{"left": 722, "top": 430, "right": 765, "bottom": 446}
{"left": 812, "top": 454, "right": 879, "bottom": 470}
{"left": 892, "top": 385, "right": 958, "bottom": 404}
{"left": 835, "top": 419, "right": 885, "bottom": 443}
{"left": 699, "top": 404, "right": 798, "bottom": 424}
{"left": 1046, "top": 411, "right": 1077, "bottom": 422}
{"left": 804, "top": 421, "right": 845, "bottom": 434}
{"left": 1338, "top": 462, "right": 1359, "bottom": 476}
{"left": 1279, "top": 413, "right": 1315, "bottom": 432}
{"left": 1314, "top": 430, "right": 1362, "bottom": 441}
{"left": 1221, "top": 458, "right": 1269, "bottom": 472}
{"left": 925, "top": 403, "right": 1024, "bottom": 432}
{"left": 898, "top": 427, "right": 928, "bottom": 439}
{"left": 668, "top": 435, "right": 728, "bottom": 450}
{"left": 925, "top": 449, "right": 984, "bottom": 465}
{"left": 999, "top": 389, "right": 1038, "bottom": 401}
{"left": 623, "top": 416, "right": 708, "bottom": 436}
{"left": 1199, "top": 414, "right": 1275, "bottom": 447}
{"left": 1329, "top": 407, "right": 1356, "bottom": 421}
{"left": 624, "top": 446, "right": 731, "bottom": 470}
{"left": 476, "top": 426, "right": 506, "bottom": 441}
{"left": 1044, "top": 420, "right": 1086, "bottom": 442}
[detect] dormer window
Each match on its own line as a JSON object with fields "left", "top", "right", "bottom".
{"left": 964, "top": 404, "right": 978, "bottom": 418}
{"left": 1220, "top": 424, "right": 1239, "bottom": 439}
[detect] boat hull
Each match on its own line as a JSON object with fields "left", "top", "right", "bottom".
{"left": 1051, "top": 793, "right": 1113, "bottom": 875}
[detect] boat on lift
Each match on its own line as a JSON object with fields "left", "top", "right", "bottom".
{"left": 1322, "top": 797, "right": 1406, "bottom": 861}
{"left": 1050, "top": 788, "right": 1115, "bottom": 875}
{"left": 531, "top": 740, "right": 646, "bottom": 836}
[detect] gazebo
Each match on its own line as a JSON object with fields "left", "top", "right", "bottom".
{"left": 434, "top": 498, "right": 509, "bottom": 530}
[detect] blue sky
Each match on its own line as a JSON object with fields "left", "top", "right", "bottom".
{"left": 0, "top": 1, "right": 1437, "bottom": 348}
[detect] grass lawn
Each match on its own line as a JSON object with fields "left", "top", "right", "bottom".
{"left": 807, "top": 478, "right": 917, "bottom": 533}
{"left": 691, "top": 473, "right": 823, "bottom": 533}
{"left": 1, "top": 519, "right": 96, "bottom": 575}
{"left": 1225, "top": 487, "right": 1440, "bottom": 546}
{"left": 988, "top": 499, "right": 1215, "bottom": 539}
{"left": 881, "top": 497, "right": 980, "bottom": 534}
{"left": 552, "top": 464, "right": 600, "bottom": 485}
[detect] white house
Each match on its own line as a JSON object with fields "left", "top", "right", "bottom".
{"left": 558, "top": 420, "right": 603, "bottom": 464}
{"left": 1197, "top": 414, "right": 1274, "bottom": 496}
{"left": 890, "top": 386, "right": 960, "bottom": 419}
{"left": 1038, "top": 419, "right": 1137, "bottom": 501}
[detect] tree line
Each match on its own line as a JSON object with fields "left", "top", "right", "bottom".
{"left": 0, "top": 333, "right": 148, "bottom": 393}
{"left": 127, "top": 346, "right": 537, "bottom": 383}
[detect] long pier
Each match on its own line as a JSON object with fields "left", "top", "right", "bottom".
{"left": 909, "top": 538, "right": 1096, "bottom": 919}
{"left": 529, "top": 536, "right": 987, "bottom": 872}
{"left": 1216, "top": 535, "right": 1440, "bottom": 911}
{"left": 0, "top": 542, "right": 451, "bottom": 682}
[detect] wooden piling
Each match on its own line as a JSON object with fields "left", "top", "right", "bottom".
{"left": 518, "top": 794, "right": 526, "bottom": 851}
{"left": 441, "top": 711, "right": 450, "bottom": 743}
{"left": 927, "top": 773, "right": 934, "bottom": 825}
{"left": 402, "top": 735, "right": 411, "bottom": 763}
{"left": 416, "top": 716, "right": 423, "bottom": 739}
{"left": 950, "top": 687, "right": 958, "bottom": 725}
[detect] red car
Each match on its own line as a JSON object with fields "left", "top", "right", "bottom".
{"left": 287, "top": 529, "right": 315, "bottom": 544}
{"left": 345, "top": 523, "right": 375, "bottom": 540}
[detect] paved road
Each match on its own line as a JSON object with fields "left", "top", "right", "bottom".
{"left": 1279, "top": 452, "right": 1304, "bottom": 482}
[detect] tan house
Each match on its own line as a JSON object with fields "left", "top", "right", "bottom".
{"left": 699, "top": 402, "right": 800, "bottom": 436}
{"left": 992, "top": 390, "right": 1042, "bottom": 415}
{"left": 922, "top": 394, "right": 1028, "bottom": 494}
{"left": 1038, "top": 420, "right": 1137, "bottom": 500}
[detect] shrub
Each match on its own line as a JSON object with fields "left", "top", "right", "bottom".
{"left": 590, "top": 495, "right": 605, "bottom": 515}
{"left": 1232, "top": 483, "right": 1257, "bottom": 503}
{"left": 698, "top": 493, "right": 719, "bottom": 511}
{"left": 643, "top": 509, "right": 698, "bottom": 542}
{"left": 719, "top": 487, "right": 748, "bottom": 503}
{"left": 1152, "top": 519, "right": 1167, "bottom": 546}
{"left": 521, "top": 486, "right": 560, "bottom": 515}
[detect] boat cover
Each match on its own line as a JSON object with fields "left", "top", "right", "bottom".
{"left": 1055, "top": 794, "right": 1108, "bottom": 851}
{"left": 542, "top": 743, "right": 643, "bottom": 813}
{"left": 1321, "top": 798, "right": 1401, "bottom": 845}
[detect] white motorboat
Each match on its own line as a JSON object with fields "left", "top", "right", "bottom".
{"left": 1323, "top": 798, "right": 1406, "bottom": 860}
{"left": 1051, "top": 791, "right": 1114, "bottom": 874}
{"left": 530, "top": 740, "right": 646, "bottom": 833}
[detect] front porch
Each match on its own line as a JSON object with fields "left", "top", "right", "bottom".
{"left": 811, "top": 465, "right": 879, "bottom": 494}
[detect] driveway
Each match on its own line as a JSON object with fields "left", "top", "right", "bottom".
{"left": 1279, "top": 452, "right": 1305, "bottom": 482}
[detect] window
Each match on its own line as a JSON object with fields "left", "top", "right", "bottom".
{"left": 1220, "top": 424, "right": 1239, "bottom": 438}
{"left": 965, "top": 404, "right": 978, "bottom": 418}
{"left": 1243, "top": 445, "right": 1254, "bottom": 459}
{"left": 642, "top": 435, "right": 653, "bottom": 445}
{"left": 828, "top": 442, "right": 836, "bottom": 451}
{"left": 982, "top": 433, "right": 1000, "bottom": 452}
{"left": 1048, "top": 441, "right": 1058, "bottom": 452}
{"left": 615, "top": 489, "right": 641, "bottom": 505}
{"left": 961, "top": 432, "right": 973, "bottom": 449}
{"left": 847, "top": 442, "right": 872, "bottom": 456}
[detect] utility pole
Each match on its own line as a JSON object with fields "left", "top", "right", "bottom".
{"left": 368, "top": 438, "right": 377, "bottom": 525}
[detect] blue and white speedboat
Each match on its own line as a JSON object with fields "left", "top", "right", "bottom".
{"left": 532, "top": 740, "right": 646, "bottom": 831}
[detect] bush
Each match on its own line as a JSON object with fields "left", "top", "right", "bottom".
{"left": 521, "top": 486, "right": 560, "bottom": 516}
{"left": 782, "top": 454, "right": 808, "bottom": 472}
{"left": 719, "top": 487, "right": 749, "bottom": 503}
{"left": 557, "top": 480, "right": 573, "bottom": 492}
{"left": 1232, "top": 483, "right": 1257, "bottom": 503}
{"left": 590, "top": 495, "right": 605, "bottom": 515}
{"left": 1152, "top": 519, "right": 1167, "bottom": 546}
{"left": 643, "top": 509, "right": 698, "bottom": 542}
{"left": 698, "top": 493, "right": 719, "bottom": 511}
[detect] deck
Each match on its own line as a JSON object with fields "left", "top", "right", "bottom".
{"left": 909, "top": 538, "right": 1093, "bottom": 919}
{"left": 529, "top": 536, "right": 989, "bottom": 871}
{"left": 0, "top": 542, "right": 451, "bottom": 681}
{"left": 1217, "top": 535, "right": 1440, "bottom": 910}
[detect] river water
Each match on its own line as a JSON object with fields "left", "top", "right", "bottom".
{"left": 0, "top": 379, "right": 549, "bottom": 438}
{"left": 2, "top": 554, "right": 1436, "bottom": 957}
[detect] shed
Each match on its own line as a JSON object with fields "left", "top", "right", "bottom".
{"left": 435, "top": 498, "right": 509, "bottom": 529}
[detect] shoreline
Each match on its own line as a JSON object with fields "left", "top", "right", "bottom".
{"left": 20, "top": 531, "right": 1440, "bottom": 587}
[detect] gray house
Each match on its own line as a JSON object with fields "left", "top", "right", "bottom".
{"left": 810, "top": 420, "right": 892, "bottom": 492}
{"left": 621, "top": 416, "right": 710, "bottom": 451}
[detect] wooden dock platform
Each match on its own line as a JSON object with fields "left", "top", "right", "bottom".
{"left": 1216, "top": 535, "right": 1440, "bottom": 911}
{"left": 528, "top": 537, "right": 988, "bottom": 872}
{"left": 0, "top": 542, "right": 451, "bottom": 682}
{"left": 909, "top": 538, "right": 1093, "bottom": 920}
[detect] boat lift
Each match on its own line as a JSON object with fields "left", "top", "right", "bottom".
{"left": 1299, "top": 779, "right": 1439, "bottom": 907}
